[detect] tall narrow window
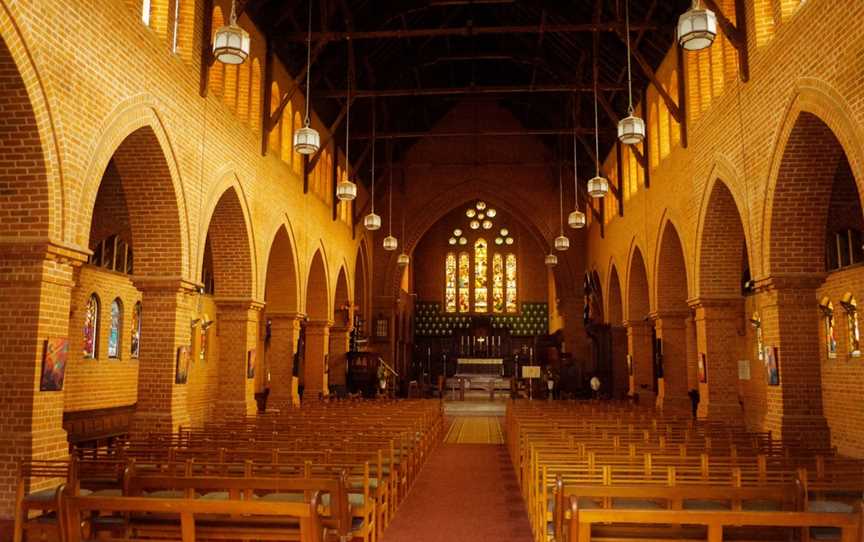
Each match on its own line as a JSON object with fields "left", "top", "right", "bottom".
{"left": 492, "top": 254, "right": 504, "bottom": 313}
{"left": 474, "top": 239, "right": 488, "bottom": 312}
{"left": 445, "top": 253, "right": 457, "bottom": 313}
{"left": 83, "top": 294, "right": 100, "bottom": 358}
{"left": 269, "top": 82, "right": 281, "bottom": 155}
{"left": 171, "top": 0, "right": 180, "bottom": 52}
{"left": 505, "top": 254, "right": 517, "bottom": 313}
{"left": 458, "top": 253, "right": 470, "bottom": 313}
{"left": 820, "top": 299, "right": 837, "bottom": 359}
{"left": 142, "top": 0, "right": 152, "bottom": 25}
{"left": 842, "top": 294, "right": 861, "bottom": 357}
{"left": 108, "top": 298, "right": 123, "bottom": 359}
{"left": 131, "top": 301, "right": 142, "bottom": 359}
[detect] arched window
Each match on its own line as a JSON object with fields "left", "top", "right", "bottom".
{"left": 108, "top": 298, "right": 123, "bottom": 359}
{"left": 269, "top": 82, "right": 281, "bottom": 155}
{"left": 142, "top": 0, "right": 152, "bottom": 25}
{"left": 474, "top": 239, "right": 488, "bottom": 312}
{"left": 445, "top": 253, "right": 457, "bottom": 313}
{"left": 505, "top": 253, "right": 517, "bottom": 313}
{"left": 841, "top": 294, "right": 861, "bottom": 357}
{"left": 281, "top": 101, "right": 293, "bottom": 163}
{"left": 250, "top": 58, "right": 262, "bottom": 133}
{"left": 492, "top": 254, "right": 504, "bottom": 313}
{"left": 819, "top": 299, "right": 837, "bottom": 359}
{"left": 83, "top": 294, "right": 100, "bottom": 359}
{"left": 237, "top": 61, "right": 250, "bottom": 122}
{"left": 458, "top": 253, "right": 470, "bottom": 313}
{"left": 131, "top": 301, "right": 142, "bottom": 359}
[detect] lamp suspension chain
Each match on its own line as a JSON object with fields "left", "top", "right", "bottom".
{"left": 558, "top": 144, "right": 564, "bottom": 235}
{"left": 593, "top": 77, "right": 600, "bottom": 177}
{"left": 573, "top": 97, "right": 579, "bottom": 209}
{"left": 625, "top": 0, "right": 634, "bottom": 114}
{"left": 303, "top": 0, "right": 313, "bottom": 126}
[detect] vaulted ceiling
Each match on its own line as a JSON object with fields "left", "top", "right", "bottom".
{"left": 242, "top": 0, "right": 691, "bottom": 184}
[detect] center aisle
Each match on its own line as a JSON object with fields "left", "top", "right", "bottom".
{"left": 382, "top": 438, "right": 533, "bottom": 542}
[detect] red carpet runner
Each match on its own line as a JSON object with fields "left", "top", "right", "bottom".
{"left": 382, "top": 443, "right": 533, "bottom": 542}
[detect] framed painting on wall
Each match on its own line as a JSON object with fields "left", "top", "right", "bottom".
{"left": 764, "top": 346, "right": 780, "bottom": 386}
{"left": 40, "top": 337, "right": 69, "bottom": 391}
{"left": 175, "top": 346, "right": 190, "bottom": 384}
{"left": 247, "top": 349, "right": 256, "bottom": 379}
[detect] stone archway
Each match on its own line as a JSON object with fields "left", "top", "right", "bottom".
{"left": 303, "top": 248, "right": 331, "bottom": 399}
{"left": 329, "top": 267, "right": 351, "bottom": 394}
{"left": 606, "top": 264, "right": 627, "bottom": 397}
{"left": 626, "top": 246, "right": 653, "bottom": 402}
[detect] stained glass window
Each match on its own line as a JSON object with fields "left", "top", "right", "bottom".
{"left": 844, "top": 295, "right": 861, "bottom": 357}
{"left": 820, "top": 301, "right": 837, "bottom": 359}
{"left": 492, "top": 254, "right": 504, "bottom": 313}
{"left": 130, "top": 301, "right": 142, "bottom": 359}
{"left": 458, "top": 252, "right": 470, "bottom": 313}
{"left": 505, "top": 254, "right": 517, "bottom": 313}
{"left": 108, "top": 298, "right": 122, "bottom": 359}
{"left": 83, "top": 293, "right": 100, "bottom": 358}
{"left": 474, "top": 239, "right": 488, "bottom": 312}
{"left": 445, "top": 253, "right": 457, "bottom": 313}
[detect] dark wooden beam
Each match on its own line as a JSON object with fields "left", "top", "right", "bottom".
{"left": 676, "top": 44, "right": 688, "bottom": 148}
{"left": 529, "top": 10, "right": 547, "bottom": 89}
{"left": 264, "top": 40, "right": 328, "bottom": 139}
{"left": 199, "top": 0, "right": 214, "bottom": 98}
{"left": 349, "top": 127, "right": 613, "bottom": 140}
{"left": 317, "top": 83, "right": 624, "bottom": 99}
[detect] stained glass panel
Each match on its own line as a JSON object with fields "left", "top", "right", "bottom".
{"left": 474, "top": 239, "right": 488, "bottom": 312}
{"left": 458, "top": 252, "right": 470, "bottom": 313}
{"left": 492, "top": 253, "right": 504, "bottom": 313}
{"left": 505, "top": 253, "right": 517, "bottom": 313}
{"left": 445, "top": 253, "right": 457, "bottom": 313}
{"left": 130, "top": 301, "right": 142, "bottom": 359}
{"left": 847, "top": 298, "right": 861, "bottom": 357}
{"left": 108, "top": 298, "right": 122, "bottom": 359}
{"left": 824, "top": 303, "right": 837, "bottom": 359}
{"left": 83, "top": 294, "right": 99, "bottom": 358}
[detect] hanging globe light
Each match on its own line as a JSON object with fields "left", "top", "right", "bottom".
{"left": 449, "top": 237, "right": 457, "bottom": 245}
{"left": 554, "top": 235, "right": 570, "bottom": 251}
{"left": 495, "top": 237, "right": 504, "bottom": 245}
{"left": 459, "top": 237, "right": 468, "bottom": 245}
{"left": 587, "top": 175, "right": 609, "bottom": 198}
{"left": 677, "top": 0, "right": 717, "bottom": 51}
{"left": 568, "top": 210, "right": 587, "bottom": 229}
{"left": 487, "top": 209, "right": 497, "bottom": 218}
{"left": 476, "top": 201, "right": 487, "bottom": 210}
{"left": 212, "top": 0, "right": 250, "bottom": 65}
{"left": 618, "top": 115, "right": 646, "bottom": 145}
{"left": 454, "top": 229, "right": 463, "bottom": 237}
{"left": 500, "top": 228, "right": 509, "bottom": 237}
{"left": 505, "top": 237, "right": 514, "bottom": 245}
{"left": 293, "top": 0, "right": 320, "bottom": 155}
{"left": 383, "top": 235, "right": 398, "bottom": 251}
{"left": 466, "top": 209, "right": 476, "bottom": 218}
{"left": 397, "top": 253, "right": 410, "bottom": 266}
{"left": 364, "top": 212, "right": 381, "bottom": 231}
{"left": 470, "top": 220, "right": 480, "bottom": 230}
{"left": 482, "top": 220, "right": 493, "bottom": 230}
{"left": 545, "top": 253, "right": 558, "bottom": 267}
{"left": 336, "top": 178, "right": 357, "bottom": 201}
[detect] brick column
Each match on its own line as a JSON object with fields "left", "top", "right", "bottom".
{"left": 610, "top": 326, "right": 629, "bottom": 398}
{"left": 653, "top": 311, "right": 690, "bottom": 412}
{"left": 303, "top": 319, "right": 332, "bottom": 400}
{"left": 625, "top": 320, "right": 655, "bottom": 404}
{"left": 691, "top": 298, "right": 744, "bottom": 423}
{"left": 685, "top": 315, "right": 698, "bottom": 390}
{"left": 214, "top": 298, "right": 263, "bottom": 418}
{"left": 131, "top": 278, "right": 198, "bottom": 435}
{"left": 265, "top": 311, "right": 304, "bottom": 409}
{"left": 328, "top": 325, "right": 351, "bottom": 391}
{"left": 0, "top": 240, "right": 86, "bottom": 520}
{"left": 756, "top": 276, "right": 831, "bottom": 448}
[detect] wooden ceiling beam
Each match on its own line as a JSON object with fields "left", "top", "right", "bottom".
{"left": 316, "top": 84, "right": 625, "bottom": 98}
{"left": 596, "top": 92, "right": 646, "bottom": 167}
{"left": 348, "top": 128, "right": 614, "bottom": 140}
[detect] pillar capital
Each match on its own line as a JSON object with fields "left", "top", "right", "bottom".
{"left": 754, "top": 273, "right": 826, "bottom": 293}
{"left": 649, "top": 309, "right": 691, "bottom": 321}
{"left": 0, "top": 236, "right": 90, "bottom": 265}
{"left": 622, "top": 319, "right": 652, "bottom": 330}
{"left": 133, "top": 276, "right": 200, "bottom": 295}
{"left": 214, "top": 296, "right": 265, "bottom": 313}
{"left": 306, "top": 319, "right": 334, "bottom": 329}
{"left": 265, "top": 310, "right": 307, "bottom": 321}
{"left": 687, "top": 296, "right": 744, "bottom": 311}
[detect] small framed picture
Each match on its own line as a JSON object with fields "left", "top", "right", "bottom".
{"left": 40, "top": 337, "right": 69, "bottom": 391}
{"left": 175, "top": 345, "right": 190, "bottom": 384}
{"left": 247, "top": 349, "right": 256, "bottom": 379}
{"left": 374, "top": 317, "right": 389, "bottom": 340}
{"left": 764, "top": 346, "right": 780, "bottom": 386}
{"left": 698, "top": 353, "right": 708, "bottom": 384}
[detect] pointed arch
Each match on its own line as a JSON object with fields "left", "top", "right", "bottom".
{"left": 306, "top": 247, "right": 331, "bottom": 321}
{"left": 625, "top": 244, "right": 651, "bottom": 322}
{"left": 655, "top": 219, "right": 690, "bottom": 312}
{"left": 697, "top": 178, "right": 749, "bottom": 298}
{"left": 263, "top": 224, "right": 300, "bottom": 313}
{"left": 606, "top": 262, "right": 623, "bottom": 326}
{"left": 199, "top": 177, "right": 255, "bottom": 298}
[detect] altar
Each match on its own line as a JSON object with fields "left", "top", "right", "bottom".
{"left": 456, "top": 357, "right": 504, "bottom": 376}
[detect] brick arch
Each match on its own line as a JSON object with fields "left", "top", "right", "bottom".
{"left": 626, "top": 244, "right": 650, "bottom": 322}
{"left": 263, "top": 225, "right": 299, "bottom": 313}
{"left": 201, "top": 184, "right": 254, "bottom": 298}
{"left": 606, "top": 263, "right": 623, "bottom": 326}
{"left": 697, "top": 179, "right": 749, "bottom": 299}
{"left": 334, "top": 266, "right": 350, "bottom": 314}
{"left": 354, "top": 240, "right": 370, "bottom": 326}
{"left": 305, "top": 248, "right": 330, "bottom": 321}
{"left": 766, "top": 111, "right": 858, "bottom": 276}
{"left": 655, "top": 219, "right": 690, "bottom": 312}
{"left": 0, "top": 16, "right": 60, "bottom": 241}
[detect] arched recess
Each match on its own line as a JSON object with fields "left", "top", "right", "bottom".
{"left": 654, "top": 220, "right": 691, "bottom": 409}
{"left": 302, "top": 247, "right": 331, "bottom": 398}
{"left": 698, "top": 179, "right": 749, "bottom": 299}
{"left": 606, "top": 263, "right": 628, "bottom": 398}
{"left": 201, "top": 185, "right": 254, "bottom": 298}
{"left": 333, "top": 266, "right": 350, "bottom": 322}
{"left": 329, "top": 266, "right": 351, "bottom": 391}
{"left": 354, "top": 241, "right": 369, "bottom": 334}
{"left": 263, "top": 225, "right": 299, "bottom": 313}
{"left": 626, "top": 245, "right": 654, "bottom": 398}
{"left": 306, "top": 248, "right": 330, "bottom": 322}
{"left": 626, "top": 246, "right": 650, "bottom": 323}
{"left": 606, "top": 263, "right": 623, "bottom": 326}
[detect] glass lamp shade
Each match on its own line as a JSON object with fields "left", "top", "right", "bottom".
{"left": 459, "top": 237, "right": 468, "bottom": 245}
{"left": 554, "top": 235, "right": 570, "bottom": 251}
{"left": 397, "top": 253, "right": 410, "bottom": 267}
{"left": 617, "top": 115, "right": 646, "bottom": 145}
{"left": 495, "top": 237, "right": 504, "bottom": 245}
{"left": 363, "top": 212, "right": 381, "bottom": 231}
{"left": 383, "top": 235, "right": 398, "bottom": 251}
{"left": 449, "top": 237, "right": 457, "bottom": 245}
{"left": 505, "top": 237, "right": 514, "bottom": 245}
{"left": 482, "top": 220, "right": 493, "bottom": 230}
{"left": 470, "top": 220, "right": 480, "bottom": 230}
{"left": 568, "top": 210, "right": 587, "bottom": 229}
{"left": 213, "top": 22, "right": 250, "bottom": 65}
{"left": 466, "top": 209, "right": 476, "bottom": 218}
{"left": 476, "top": 201, "right": 487, "bottom": 210}
{"left": 545, "top": 253, "right": 558, "bottom": 267}
{"left": 677, "top": 7, "right": 717, "bottom": 51}
{"left": 453, "top": 229, "right": 463, "bottom": 236}
{"left": 293, "top": 125, "right": 320, "bottom": 155}
{"left": 487, "top": 209, "right": 497, "bottom": 217}
{"left": 500, "top": 228, "right": 509, "bottom": 236}
{"left": 336, "top": 179, "right": 357, "bottom": 201}
{"left": 587, "top": 175, "right": 609, "bottom": 198}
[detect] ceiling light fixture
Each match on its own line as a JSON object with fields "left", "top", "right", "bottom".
{"left": 569, "top": 95, "right": 586, "bottom": 229}
{"left": 336, "top": 48, "right": 357, "bottom": 201}
{"left": 554, "top": 143, "right": 570, "bottom": 251}
{"left": 383, "top": 148, "right": 398, "bottom": 251}
{"left": 545, "top": 253, "right": 558, "bottom": 267}
{"left": 212, "top": 0, "right": 250, "bottom": 65}
{"left": 363, "top": 106, "right": 381, "bottom": 230}
{"left": 618, "top": 0, "right": 646, "bottom": 145}
{"left": 587, "top": 73, "right": 609, "bottom": 199}
{"left": 293, "top": 0, "right": 320, "bottom": 155}
{"left": 677, "top": 0, "right": 717, "bottom": 51}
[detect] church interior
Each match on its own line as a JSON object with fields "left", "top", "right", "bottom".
{"left": 2, "top": 0, "right": 864, "bottom": 540}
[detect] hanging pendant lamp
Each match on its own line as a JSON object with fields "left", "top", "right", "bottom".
{"left": 383, "top": 153, "right": 398, "bottom": 251}
{"left": 618, "top": 0, "right": 646, "bottom": 145}
{"left": 293, "top": 0, "right": 320, "bottom": 155}
{"left": 336, "top": 52, "right": 357, "bottom": 201}
{"left": 554, "top": 142, "right": 570, "bottom": 251}
{"left": 569, "top": 95, "right": 587, "bottom": 229}
{"left": 545, "top": 253, "right": 558, "bottom": 267}
{"left": 213, "top": 0, "right": 250, "bottom": 65}
{"left": 363, "top": 106, "right": 382, "bottom": 231}
{"left": 397, "top": 202, "right": 410, "bottom": 266}
{"left": 587, "top": 74, "right": 609, "bottom": 199}
{"left": 677, "top": 0, "right": 717, "bottom": 51}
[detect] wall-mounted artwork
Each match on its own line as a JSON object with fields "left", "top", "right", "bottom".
{"left": 764, "top": 346, "right": 780, "bottom": 386}
{"left": 40, "top": 337, "right": 69, "bottom": 391}
{"left": 130, "top": 301, "right": 142, "bottom": 359}
{"left": 698, "top": 353, "right": 707, "bottom": 384}
{"left": 247, "top": 349, "right": 256, "bottom": 379}
{"left": 83, "top": 293, "right": 100, "bottom": 358}
{"left": 175, "top": 345, "right": 190, "bottom": 384}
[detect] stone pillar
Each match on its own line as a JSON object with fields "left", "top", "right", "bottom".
{"left": 653, "top": 311, "right": 690, "bottom": 412}
{"left": 625, "top": 320, "right": 655, "bottom": 404}
{"left": 265, "top": 312, "right": 303, "bottom": 410}
{"left": 691, "top": 298, "right": 744, "bottom": 423}
{"left": 756, "top": 276, "right": 831, "bottom": 448}
{"left": 328, "top": 325, "right": 351, "bottom": 392}
{"left": 131, "top": 278, "right": 198, "bottom": 435}
{"left": 303, "top": 319, "right": 332, "bottom": 400}
{"left": 685, "top": 315, "right": 699, "bottom": 390}
{"left": 214, "top": 298, "right": 263, "bottom": 418}
{"left": 0, "top": 241, "right": 86, "bottom": 520}
{"left": 610, "top": 326, "right": 629, "bottom": 398}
